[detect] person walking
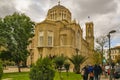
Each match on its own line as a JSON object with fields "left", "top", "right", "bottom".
{"left": 88, "top": 65, "right": 94, "bottom": 73}
{"left": 98, "top": 65, "right": 102, "bottom": 80}
{"left": 94, "top": 64, "right": 99, "bottom": 80}
{"left": 89, "top": 71, "right": 94, "bottom": 80}
{"left": 82, "top": 65, "right": 89, "bottom": 80}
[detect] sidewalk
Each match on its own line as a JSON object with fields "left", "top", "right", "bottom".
{"left": 101, "top": 75, "right": 109, "bottom": 80}
{"left": 3, "top": 66, "right": 30, "bottom": 73}
{"left": 101, "top": 75, "right": 120, "bottom": 80}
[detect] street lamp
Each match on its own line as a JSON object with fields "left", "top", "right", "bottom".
{"left": 107, "top": 30, "right": 116, "bottom": 80}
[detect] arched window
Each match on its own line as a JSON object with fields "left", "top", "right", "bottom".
{"left": 39, "top": 31, "right": 44, "bottom": 46}
{"left": 47, "top": 31, "right": 53, "bottom": 46}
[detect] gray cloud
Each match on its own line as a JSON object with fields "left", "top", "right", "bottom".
{"left": 25, "top": 1, "right": 46, "bottom": 22}
{"left": 0, "top": 0, "right": 17, "bottom": 18}
{"left": 0, "top": 0, "right": 118, "bottom": 22}
{"left": 69, "top": 0, "right": 118, "bottom": 20}
{"left": 23, "top": 0, "right": 57, "bottom": 22}
{"left": 0, "top": 0, "right": 119, "bottom": 46}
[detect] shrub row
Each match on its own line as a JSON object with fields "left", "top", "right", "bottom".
{"left": 29, "top": 57, "right": 55, "bottom": 80}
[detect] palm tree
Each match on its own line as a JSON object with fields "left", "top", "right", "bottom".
{"left": 54, "top": 55, "right": 66, "bottom": 80}
{"left": 64, "top": 62, "right": 70, "bottom": 76}
{"left": 69, "top": 54, "right": 87, "bottom": 74}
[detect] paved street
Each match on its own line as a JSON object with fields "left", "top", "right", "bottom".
{"left": 101, "top": 75, "right": 109, "bottom": 80}
{"left": 101, "top": 75, "right": 120, "bottom": 80}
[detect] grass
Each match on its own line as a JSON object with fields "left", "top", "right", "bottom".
{"left": 2, "top": 72, "right": 29, "bottom": 80}
{"left": 54, "top": 72, "right": 82, "bottom": 80}
{"left": 2, "top": 72, "right": 82, "bottom": 80}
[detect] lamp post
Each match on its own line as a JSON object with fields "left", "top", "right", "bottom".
{"left": 107, "top": 30, "right": 116, "bottom": 80}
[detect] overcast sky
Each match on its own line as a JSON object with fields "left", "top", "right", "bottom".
{"left": 0, "top": 0, "right": 120, "bottom": 47}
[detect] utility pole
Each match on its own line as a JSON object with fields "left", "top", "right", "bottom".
{"left": 107, "top": 30, "right": 116, "bottom": 80}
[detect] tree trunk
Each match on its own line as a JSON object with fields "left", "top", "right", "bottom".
{"left": 75, "top": 65, "right": 80, "bottom": 74}
{"left": 23, "top": 60, "right": 27, "bottom": 67}
{"left": 17, "top": 63, "right": 21, "bottom": 72}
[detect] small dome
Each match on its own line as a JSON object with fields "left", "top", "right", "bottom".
{"left": 46, "top": 4, "right": 71, "bottom": 22}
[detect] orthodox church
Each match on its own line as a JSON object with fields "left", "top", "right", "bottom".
{"left": 27, "top": 2, "right": 94, "bottom": 65}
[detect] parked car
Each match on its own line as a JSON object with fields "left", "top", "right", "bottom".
{"left": 114, "top": 66, "right": 120, "bottom": 79}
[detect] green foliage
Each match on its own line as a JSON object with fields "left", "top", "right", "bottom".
{"left": 54, "top": 72, "right": 82, "bottom": 80}
{"left": 2, "top": 72, "right": 82, "bottom": 80}
{"left": 54, "top": 55, "right": 66, "bottom": 70}
{"left": 0, "top": 60, "right": 3, "bottom": 80}
{"left": 96, "top": 36, "right": 108, "bottom": 65}
{"left": 0, "top": 51, "right": 12, "bottom": 61}
{"left": 64, "top": 62, "right": 70, "bottom": 76}
{"left": 0, "top": 18, "right": 8, "bottom": 49}
{"left": 69, "top": 54, "right": 87, "bottom": 74}
{"left": 54, "top": 55, "right": 66, "bottom": 80}
{"left": 29, "top": 57, "right": 55, "bottom": 80}
{"left": 64, "top": 62, "right": 70, "bottom": 71}
{"left": 2, "top": 72, "right": 29, "bottom": 80}
{"left": 0, "top": 12, "right": 35, "bottom": 72}
{"left": 92, "top": 51, "right": 101, "bottom": 64}
{"left": 3, "top": 61, "right": 15, "bottom": 66}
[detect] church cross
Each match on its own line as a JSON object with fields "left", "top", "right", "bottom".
{"left": 58, "top": 0, "right": 61, "bottom": 5}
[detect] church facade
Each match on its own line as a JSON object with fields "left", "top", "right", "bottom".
{"left": 27, "top": 3, "right": 94, "bottom": 65}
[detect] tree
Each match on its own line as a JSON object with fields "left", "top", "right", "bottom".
{"left": 0, "top": 51, "right": 14, "bottom": 68}
{"left": 2, "top": 12, "right": 35, "bottom": 72}
{"left": 96, "top": 36, "right": 108, "bottom": 65}
{"left": 0, "top": 51, "right": 12, "bottom": 61}
{"left": 29, "top": 57, "right": 55, "bottom": 80}
{"left": 92, "top": 51, "right": 101, "bottom": 64}
{"left": 0, "top": 18, "right": 9, "bottom": 51}
{"left": 69, "top": 54, "right": 87, "bottom": 74}
{"left": 54, "top": 55, "right": 66, "bottom": 79}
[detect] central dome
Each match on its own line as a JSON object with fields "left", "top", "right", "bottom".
{"left": 46, "top": 4, "right": 71, "bottom": 22}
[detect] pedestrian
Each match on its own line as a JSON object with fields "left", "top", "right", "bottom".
{"left": 82, "top": 65, "right": 89, "bottom": 80}
{"left": 94, "top": 64, "right": 99, "bottom": 80}
{"left": 89, "top": 71, "right": 94, "bottom": 80}
{"left": 98, "top": 65, "right": 102, "bottom": 80}
{"left": 88, "top": 65, "right": 94, "bottom": 73}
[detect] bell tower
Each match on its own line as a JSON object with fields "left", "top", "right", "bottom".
{"left": 85, "top": 22, "right": 94, "bottom": 50}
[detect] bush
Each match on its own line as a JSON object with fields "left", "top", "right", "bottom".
{"left": 29, "top": 57, "right": 55, "bottom": 80}
{"left": 64, "top": 62, "right": 70, "bottom": 72}
{"left": 64, "top": 62, "right": 70, "bottom": 76}
{"left": 0, "top": 60, "right": 3, "bottom": 80}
